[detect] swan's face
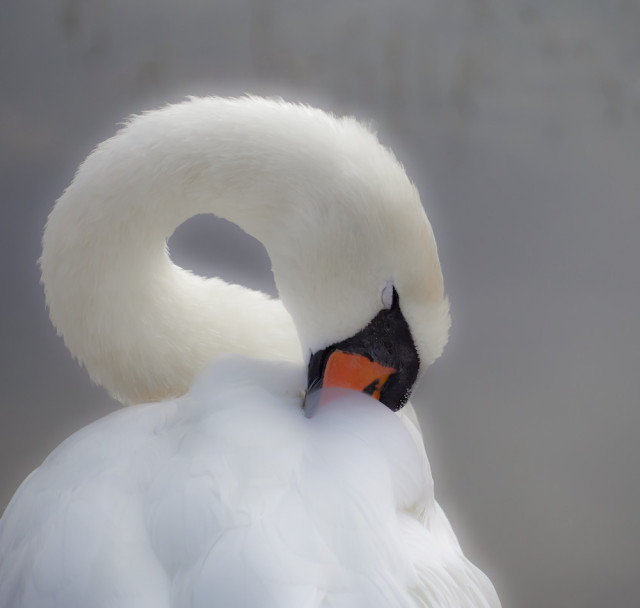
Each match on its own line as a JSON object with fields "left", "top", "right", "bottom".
{"left": 306, "top": 285, "right": 419, "bottom": 412}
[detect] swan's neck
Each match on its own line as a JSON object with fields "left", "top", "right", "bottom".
{"left": 41, "top": 99, "right": 337, "bottom": 404}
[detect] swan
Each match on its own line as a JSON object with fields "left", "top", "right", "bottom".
{"left": 0, "top": 97, "right": 500, "bottom": 608}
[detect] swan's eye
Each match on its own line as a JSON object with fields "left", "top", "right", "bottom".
{"left": 381, "top": 281, "right": 394, "bottom": 309}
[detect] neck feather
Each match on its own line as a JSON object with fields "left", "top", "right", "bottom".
{"left": 40, "top": 98, "right": 335, "bottom": 404}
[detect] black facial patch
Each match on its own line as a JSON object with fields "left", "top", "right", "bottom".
{"left": 307, "top": 289, "right": 420, "bottom": 411}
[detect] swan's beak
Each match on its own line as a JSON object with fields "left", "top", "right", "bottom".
{"left": 321, "top": 350, "right": 395, "bottom": 399}
{"left": 304, "top": 349, "right": 400, "bottom": 417}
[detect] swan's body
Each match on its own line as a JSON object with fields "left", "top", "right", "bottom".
{"left": 0, "top": 97, "right": 500, "bottom": 607}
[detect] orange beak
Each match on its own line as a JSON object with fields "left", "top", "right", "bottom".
{"left": 321, "top": 350, "right": 396, "bottom": 400}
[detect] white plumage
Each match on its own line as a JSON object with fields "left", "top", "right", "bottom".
{"left": 0, "top": 97, "right": 500, "bottom": 607}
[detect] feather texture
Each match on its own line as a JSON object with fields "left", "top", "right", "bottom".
{"left": 1, "top": 358, "right": 498, "bottom": 607}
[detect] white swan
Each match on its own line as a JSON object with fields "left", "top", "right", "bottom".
{"left": 0, "top": 97, "right": 500, "bottom": 608}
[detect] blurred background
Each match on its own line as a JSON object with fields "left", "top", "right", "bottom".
{"left": 2, "top": 1, "right": 639, "bottom": 606}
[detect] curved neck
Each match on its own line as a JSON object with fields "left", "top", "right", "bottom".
{"left": 41, "top": 97, "right": 447, "bottom": 405}
{"left": 41, "top": 98, "right": 335, "bottom": 404}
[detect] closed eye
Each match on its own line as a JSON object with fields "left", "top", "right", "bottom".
{"left": 381, "top": 281, "right": 394, "bottom": 309}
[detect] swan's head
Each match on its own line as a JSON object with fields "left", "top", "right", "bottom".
{"left": 246, "top": 103, "right": 451, "bottom": 412}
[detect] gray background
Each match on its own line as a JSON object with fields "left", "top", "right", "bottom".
{"left": 2, "top": 1, "right": 639, "bottom": 607}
